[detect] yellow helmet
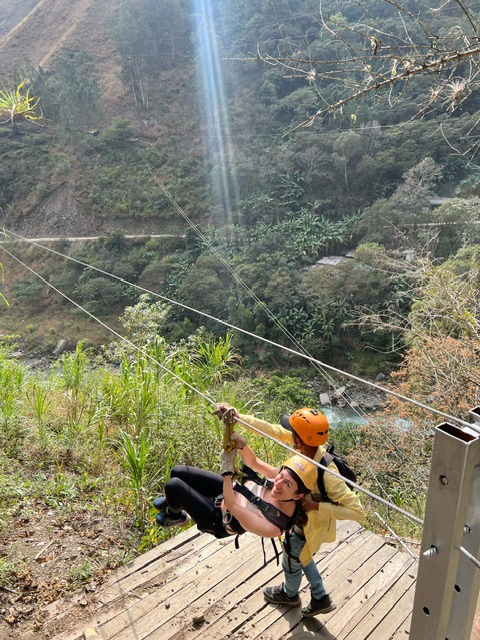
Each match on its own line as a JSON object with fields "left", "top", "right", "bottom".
{"left": 280, "top": 408, "right": 329, "bottom": 446}
{"left": 282, "top": 455, "right": 317, "bottom": 493}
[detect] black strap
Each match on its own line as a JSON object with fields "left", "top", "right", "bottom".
{"left": 233, "top": 483, "right": 293, "bottom": 532}
{"left": 240, "top": 464, "right": 274, "bottom": 489}
{"left": 317, "top": 452, "right": 334, "bottom": 501}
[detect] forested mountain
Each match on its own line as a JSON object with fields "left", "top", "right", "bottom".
{"left": 0, "top": 0, "right": 479, "bottom": 370}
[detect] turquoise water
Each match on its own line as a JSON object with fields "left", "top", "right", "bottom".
{"left": 321, "top": 406, "right": 409, "bottom": 432}
{"left": 321, "top": 406, "right": 370, "bottom": 427}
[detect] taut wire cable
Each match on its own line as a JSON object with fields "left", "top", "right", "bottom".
{"left": 3, "top": 229, "right": 478, "bottom": 436}
{"left": 0, "top": 241, "right": 426, "bottom": 526}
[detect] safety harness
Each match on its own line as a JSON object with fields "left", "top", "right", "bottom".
{"left": 218, "top": 465, "right": 300, "bottom": 564}
{"left": 213, "top": 408, "right": 299, "bottom": 563}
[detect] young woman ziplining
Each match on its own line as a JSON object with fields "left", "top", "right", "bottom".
{"left": 152, "top": 431, "right": 317, "bottom": 540}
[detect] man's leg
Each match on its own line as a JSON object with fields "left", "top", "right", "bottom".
{"left": 301, "top": 556, "right": 336, "bottom": 618}
{"left": 264, "top": 531, "right": 336, "bottom": 616}
{"left": 302, "top": 558, "right": 327, "bottom": 600}
{"left": 263, "top": 531, "right": 305, "bottom": 607}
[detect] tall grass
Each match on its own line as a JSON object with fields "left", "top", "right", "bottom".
{"left": 119, "top": 428, "right": 154, "bottom": 528}
{"left": 25, "top": 380, "right": 53, "bottom": 448}
{"left": 0, "top": 351, "right": 26, "bottom": 455}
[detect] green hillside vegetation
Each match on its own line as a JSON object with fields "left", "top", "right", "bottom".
{"left": 0, "top": 0, "right": 479, "bottom": 363}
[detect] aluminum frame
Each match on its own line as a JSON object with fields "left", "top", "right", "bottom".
{"left": 410, "top": 421, "right": 480, "bottom": 640}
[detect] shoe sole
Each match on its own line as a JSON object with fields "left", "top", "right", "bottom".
{"left": 156, "top": 514, "right": 191, "bottom": 527}
{"left": 302, "top": 604, "right": 336, "bottom": 617}
{"left": 163, "top": 518, "right": 191, "bottom": 527}
{"left": 264, "top": 596, "right": 301, "bottom": 607}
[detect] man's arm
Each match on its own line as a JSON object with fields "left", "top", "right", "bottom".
{"left": 238, "top": 445, "right": 280, "bottom": 479}
{"left": 237, "top": 413, "right": 293, "bottom": 445}
{"left": 305, "top": 462, "right": 364, "bottom": 523}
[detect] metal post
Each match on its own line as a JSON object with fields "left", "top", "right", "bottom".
{"left": 410, "top": 421, "right": 480, "bottom": 640}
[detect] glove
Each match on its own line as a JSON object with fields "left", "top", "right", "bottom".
{"left": 213, "top": 403, "right": 238, "bottom": 422}
{"left": 220, "top": 449, "right": 237, "bottom": 476}
{"left": 230, "top": 431, "right": 247, "bottom": 450}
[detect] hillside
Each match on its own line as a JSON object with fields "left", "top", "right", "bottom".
{"left": 0, "top": 0, "right": 205, "bottom": 239}
{"left": 0, "top": 0, "right": 478, "bottom": 361}
{"left": 0, "top": 0, "right": 42, "bottom": 38}
{"left": 0, "top": 0, "right": 125, "bottom": 119}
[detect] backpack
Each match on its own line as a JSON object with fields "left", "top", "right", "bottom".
{"left": 317, "top": 445, "right": 357, "bottom": 502}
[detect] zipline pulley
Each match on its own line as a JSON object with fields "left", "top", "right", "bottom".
{"left": 212, "top": 406, "right": 238, "bottom": 452}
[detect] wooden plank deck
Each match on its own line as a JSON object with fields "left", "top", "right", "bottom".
{"left": 46, "top": 521, "right": 417, "bottom": 640}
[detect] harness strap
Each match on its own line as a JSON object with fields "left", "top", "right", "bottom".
{"left": 233, "top": 483, "right": 293, "bottom": 532}
{"left": 240, "top": 464, "right": 274, "bottom": 489}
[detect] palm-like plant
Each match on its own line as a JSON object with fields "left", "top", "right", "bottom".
{"left": 0, "top": 81, "right": 41, "bottom": 125}
{"left": 192, "top": 332, "right": 242, "bottom": 387}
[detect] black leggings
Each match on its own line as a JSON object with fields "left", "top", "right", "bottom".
{"left": 164, "top": 465, "right": 229, "bottom": 538}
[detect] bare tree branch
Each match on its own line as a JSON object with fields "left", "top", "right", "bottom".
{"left": 230, "top": 0, "right": 480, "bottom": 151}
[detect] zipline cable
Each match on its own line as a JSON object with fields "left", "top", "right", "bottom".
{"left": 0, "top": 225, "right": 437, "bottom": 488}
{"left": 0, "top": 241, "right": 427, "bottom": 527}
{"left": 15, "top": 235, "right": 480, "bottom": 567}
{"left": 0, "top": 228, "right": 470, "bottom": 536}
{"left": 3, "top": 229, "right": 478, "bottom": 437}
{"left": 374, "top": 512, "right": 417, "bottom": 559}
{"left": 2, "top": 227, "right": 432, "bottom": 517}
{"left": 458, "top": 546, "right": 480, "bottom": 571}
{"left": 139, "top": 159, "right": 438, "bottom": 480}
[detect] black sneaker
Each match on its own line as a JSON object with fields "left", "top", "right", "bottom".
{"left": 152, "top": 496, "right": 168, "bottom": 512}
{"left": 263, "top": 584, "right": 301, "bottom": 607}
{"left": 302, "top": 594, "right": 336, "bottom": 617}
{"left": 156, "top": 508, "right": 190, "bottom": 527}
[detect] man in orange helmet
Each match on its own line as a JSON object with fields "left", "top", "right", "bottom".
{"left": 215, "top": 404, "right": 364, "bottom": 618}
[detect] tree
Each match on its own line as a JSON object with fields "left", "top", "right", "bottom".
{"left": 355, "top": 245, "right": 480, "bottom": 419}
{"left": 332, "top": 131, "right": 364, "bottom": 192}
{"left": 111, "top": 0, "right": 190, "bottom": 109}
{"left": 229, "top": 0, "right": 480, "bottom": 155}
{"left": 354, "top": 158, "right": 444, "bottom": 247}
{"left": 390, "top": 158, "right": 443, "bottom": 208}
{"left": 74, "top": 277, "right": 127, "bottom": 314}
{"left": 430, "top": 197, "right": 480, "bottom": 257}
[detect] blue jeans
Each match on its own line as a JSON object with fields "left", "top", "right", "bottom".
{"left": 282, "top": 530, "right": 326, "bottom": 600}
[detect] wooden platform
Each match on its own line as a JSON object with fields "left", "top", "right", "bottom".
{"left": 47, "top": 521, "right": 417, "bottom": 640}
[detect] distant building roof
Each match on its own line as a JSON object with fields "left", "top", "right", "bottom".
{"left": 317, "top": 256, "right": 346, "bottom": 265}
{"left": 430, "top": 197, "right": 453, "bottom": 207}
{"left": 304, "top": 253, "right": 355, "bottom": 270}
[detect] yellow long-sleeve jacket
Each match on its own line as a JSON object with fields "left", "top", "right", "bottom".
{"left": 237, "top": 413, "right": 364, "bottom": 565}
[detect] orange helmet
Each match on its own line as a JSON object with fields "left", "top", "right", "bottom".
{"left": 280, "top": 408, "right": 329, "bottom": 446}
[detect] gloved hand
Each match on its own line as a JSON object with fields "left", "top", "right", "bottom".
{"left": 230, "top": 431, "right": 247, "bottom": 450}
{"left": 220, "top": 449, "right": 237, "bottom": 476}
{"left": 213, "top": 403, "right": 238, "bottom": 421}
